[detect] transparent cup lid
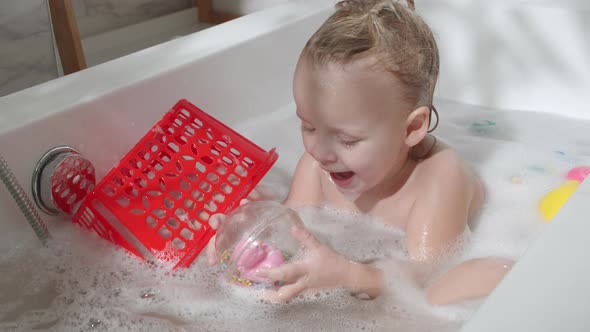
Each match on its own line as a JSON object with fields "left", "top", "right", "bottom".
{"left": 215, "top": 201, "right": 303, "bottom": 287}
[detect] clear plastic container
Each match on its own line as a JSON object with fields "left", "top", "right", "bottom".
{"left": 215, "top": 201, "right": 303, "bottom": 287}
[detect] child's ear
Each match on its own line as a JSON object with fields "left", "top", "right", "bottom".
{"left": 404, "top": 106, "right": 430, "bottom": 147}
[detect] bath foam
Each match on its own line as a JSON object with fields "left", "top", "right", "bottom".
{"left": 2, "top": 100, "right": 590, "bottom": 331}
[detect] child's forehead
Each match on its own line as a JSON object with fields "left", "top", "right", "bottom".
{"left": 294, "top": 54, "right": 413, "bottom": 122}
{"left": 298, "top": 60, "right": 403, "bottom": 103}
{"left": 300, "top": 55, "right": 399, "bottom": 89}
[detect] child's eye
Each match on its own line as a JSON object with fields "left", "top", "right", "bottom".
{"left": 339, "top": 138, "right": 360, "bottom": 147}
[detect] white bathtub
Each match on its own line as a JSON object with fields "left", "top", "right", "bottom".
{"left": 1, "top": 0, "right": 589, "bottom": 330}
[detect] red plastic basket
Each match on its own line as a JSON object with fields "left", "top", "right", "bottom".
{"left": 72, "top": 99, "right": 278, "bottom": 269}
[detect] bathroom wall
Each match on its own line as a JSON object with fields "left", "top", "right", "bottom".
{"left": 215, "top": 0, "right": 291, "bottom": 15}
{"left": 71, "top": 0, "right": 291, "bottom": 39}
{"left": 0, "top": 1, "right": 57, "bottom": 97}
{"left": 72, "top": 0, "right": 192, "bottom": 38}
{"left": 0, "top": 0, "right": 292, "bottom": 97}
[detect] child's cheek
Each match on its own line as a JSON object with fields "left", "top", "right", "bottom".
{"left": 344, "top": 150, "right": 377, "bottom": 176}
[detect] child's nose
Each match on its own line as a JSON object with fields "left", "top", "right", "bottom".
{"left": 309, "top": 143, "right": 337, "bottom": 165}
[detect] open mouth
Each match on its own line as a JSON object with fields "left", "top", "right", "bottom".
{"left": 329, "top": 171, "right": 355, "bottom": 187}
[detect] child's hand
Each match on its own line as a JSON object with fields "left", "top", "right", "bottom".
{"left": 242, "top": 183, "right": 277, "bottom": 202}
{"left": 205, "top": 198, "right": 250, "bottom": 266}
{"left": 255, "top": 226, "right": 350, "bottom": 303}
{"left": 205, "top": 213, "right": 225, "bottom": 266}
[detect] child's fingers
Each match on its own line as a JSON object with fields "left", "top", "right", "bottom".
{"left": 206, "top": 235, "right": 217, "bottom": 266}
{"left": 263, "top": 282, "right": 306, "bottom": 303}
{"left": 246, "top": 188, "right": 262, "bottom": 201}
{"left": 208, "top": 213, "right": 226, "bottom": 230}
{"left": 246, "top": 184, "right": 272, "bottom": 201}
{"left": 291, "top": 226, "right": 321, "bottom": 250}
{"left": 239, "top": 198, "right": 250, "bottom": 206}
{"left": 255, "top": 261, "right": 306, "bottom": 283}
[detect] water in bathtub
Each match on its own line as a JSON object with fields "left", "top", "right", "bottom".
{"left": 1, "top": 99, "right": 589, "bottom": 331}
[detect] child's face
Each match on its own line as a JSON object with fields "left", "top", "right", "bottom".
{"left": 293, "top": 55, "right": 419, "bottom": 194}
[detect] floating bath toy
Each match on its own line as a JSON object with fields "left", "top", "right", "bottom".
{"left": 510, "top": 175, "right": 523, "bottom": 184}
{"left": 470, "top": 120, "right": 496, "bottom": 135}
{"left": 566, "top": 166, "right": 590, "bottom": 182}
{"left": 539, "top": 166, "right": 590, "bottom": 222}
{"left": 539, "top": 180, "right": 579, "bottom": 222}
{"left": 527, "top": 164, "right": 553, "bottom": 174}
{"left": 554, "top": 150, "right": 580, "bottom": 165}
{"left": 216, "top": 201, "right": 303, "bottom": 287}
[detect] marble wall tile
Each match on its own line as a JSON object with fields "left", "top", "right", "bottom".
{"left": 71, "top": 0, "right": 293, "bottom": 39}
{"left": 72, "top": 0, "right": 192, "bottom": 38}
{"left": 0, "top": 0, "right": 292, "bottom": 97}
{"left": 0, "top": 1, "right": 57, "bottom": 97}
{"left": 215, "top": 0, "right": 291, "bottom": 15}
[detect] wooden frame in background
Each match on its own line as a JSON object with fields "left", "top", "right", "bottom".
{"left": 48, "top": 0, "right": 86, "bottom": 75}
{"left": 193, "top": 0, "right": 240, "bottom": 24}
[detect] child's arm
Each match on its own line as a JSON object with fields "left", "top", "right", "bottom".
{"left": 405, "top": 152, "right": 473, "bottom": 262}
{"left": 256, "top": 153, "right": 385, "bottom": 301}
{"left": 255, "top": 226, "right": 385, "bottom": 302}
{"left": 284, "top": 152, "right": 324, "bottom": 207}
{"left": 342, "top": 260, "right": 385, "bottom": 299}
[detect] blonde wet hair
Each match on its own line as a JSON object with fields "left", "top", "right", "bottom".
{"left": 304, "top": 0, "right": 439, "bottom": 108}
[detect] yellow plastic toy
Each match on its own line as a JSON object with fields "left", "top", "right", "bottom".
{"left": 539, "top": 180, "right": 580, "bottom": 222}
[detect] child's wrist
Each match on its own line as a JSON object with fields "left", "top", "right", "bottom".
{"left": 342, "top": 260, "right": 385, "bottom": 297}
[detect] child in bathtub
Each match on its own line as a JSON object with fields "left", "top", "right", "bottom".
{"left": 207, "top": 0, "right": 513, "bottom": 305}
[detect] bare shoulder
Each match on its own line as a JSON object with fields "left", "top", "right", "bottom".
{"left": 421, "top": 146, "right": 468, "bottom": 179}
{"left": 285, "top": 152, "right": 324, "bottom": 207}
{"left": 405, "top": 141, "right": 484, "bottom": 260}
{"left": 415, "top": 141, "right": 484, "bottom": 217}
